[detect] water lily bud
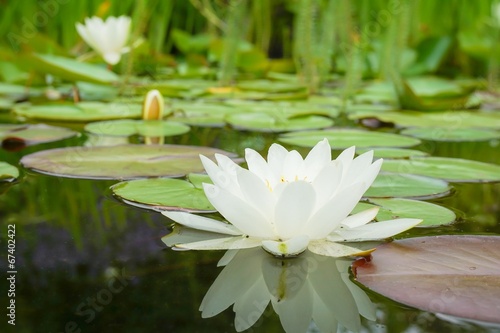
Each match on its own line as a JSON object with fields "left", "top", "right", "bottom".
{"left": 142, "top": 89, "right": 164, "bottom": 121}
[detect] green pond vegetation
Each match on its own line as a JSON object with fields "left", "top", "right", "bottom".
{"left": 0, "top": 0, "right": 499, "bottom": 332}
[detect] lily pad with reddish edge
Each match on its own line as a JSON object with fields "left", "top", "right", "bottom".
{"left": 354, "top": 235, "right": 500, "bottom": 324}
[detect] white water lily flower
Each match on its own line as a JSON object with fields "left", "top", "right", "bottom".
{"left": 162, "top": 139, "right": 422, "bottom": 257}
{"left": 76, "top": 16, "right": 131, "bottom": 65}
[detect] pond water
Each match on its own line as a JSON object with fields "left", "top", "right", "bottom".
{"left": 1, "top": 121, "right": 499, "bottom": 333}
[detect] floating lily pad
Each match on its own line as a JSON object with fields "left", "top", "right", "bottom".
{"left": 354, "top": 236, "right": 500, "bottom": 323}
{"left": 357, "top": 148, "right": 428, "bottom": 159}
{"left": 85, "top": 120, "right": 190, "bottom": 137}
{"left": 349, "top": 111, "right": 500, "bottom": 129}
{"left": 112, "top": 178, "right": 215, "bottom": 212}
{"left": 20, "top": 144, "right": 237, "bottom": 180}
{"left": 21, "top": 53, "right": 119, "bottom": 84}
{"left": 226, "top": 100, "right": 340, "bottom": 118}
{"left": 236, "top": 80, "right": 306, "bottom": 93}
{"left": 382, "top": 157, "right": 500, "bottom": 183}
{"left": 187, "top": 173, "right": 212, "bottom": 188}
{"left": 142, "top": 79, "right": 212, "bottom": 98}
{"left": 400, "top": 127, "right": 500, "bottom": 142}
{"left": 279, "top": 129, "right": 420, "bottom": 149}
{"left": 365, "top": 173, "right": 451, "bottom": 199}
{"left": 1, "top": 124, "right": 77, "bottom": 150}
{"left": 352, "top": 199, "right": 454, "bottom": 228}
{"left": 169, "top": 103, "right": 239, "bottom": 127}
{"left": 0, "top": 124, "right": 26, "bottom": 134}
{"left": 227, "top": 113, "right": 333, "bottom": 132}
{"left": 0, "top": 98, "right": 14, "bottom": 110}
{"left": 368, "top": 198, "right": 455, "bottom": 227}
{"left": 0, "top": 162, "right": 19, "bottom": 181}
{"left": 13, "top": 102, "right": 142, "bottom": 122}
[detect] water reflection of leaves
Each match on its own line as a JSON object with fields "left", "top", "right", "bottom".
{"left": 200, "top": 248, "right": 375, "bottom": 333}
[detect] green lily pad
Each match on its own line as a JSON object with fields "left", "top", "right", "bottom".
{"left": 365, "top": 173, "right": 451, "bottom": 199}
{"left": 111, "top": 178, "right": 215, "bottom": 212}
{"left": 348, "top": 111, "right": 500, "bottom": 129}
{"left": 227, "top": 113, "right": 333, "bottom": 132}
{"left": 236, "top": 80, "right": 306, "bottom": 93}
{"left": 0, "top": 98, "right": 15, "bottom": 110}
{"left": 20, "top": 144, "right": 237, "bottom": 180}
{"left": 368, "top": 198, "right": 456, "bottom": 227}
{"left": 0, "top": 124, "right": 26, "bottom": 134}
{"left": 400, "top": 127, "right": 500, "bottom": 142}
{"left": 187, "top": 173, "right": 212, "bottom": 188}
{"left": 76, "top": 81, "right": 119, "bottom": 102}
{"left": 0, "top": 83, "right": 29, "bottom": 97}
{"left": 0, "top": 162, "right": 19, "bottom": 181}
{"left": 353, "top": 198, "right": 454, "bottom": 227}
{"left": 225, "top": 100, "right": 340, "bottom": 118}
{"left": 382, "top": 157, "right": 500, "bottom": 183}
{"left": 279, "top": 129, "right": 420, "bottom": 149}
{"left": 141, "top": 79, "right": 212, "bottom": 98}
{"left": 85, "top": 120, "right": 190, "bottom": 137}
{"left": 1, "top": 124, "right": 77, "bottom": 150}
{"left": 357, "top": 148, "right": 428, "bottom": 159}
{"left": 21, "top": 53, "right": 118, "bottom": 84}
{"left": 13, "top": 102, "right": 142, "bottom": 122}
{"left": 169, "top": 103, "right": 238, "bottom": 127}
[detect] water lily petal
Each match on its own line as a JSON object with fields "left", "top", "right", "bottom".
{"left": 268, "top": 143, "right": 289, "bottom": 177}
{"left": 103, "top": 52, "right": 121, "bottom": 65}
{"left": 341, "top": 207, "right": 379, "bottom": 228}
{"left": 335, "top": 146, "right": 355, "bottom": 170}
{"left": 113, "top": 16, "right": 131, "bottom": 52}
{"left": 203, "top": 183, "right": 274, "bottom": 237}
{"left": 200, "top": 154, "right": 242, "bottom": 197}
{"left": 162, "top": 211, "right": 242, "bottom": 235}
{"left": 283, "top": 150, "right": 305, "bottom": 181}
{"left": 245, "top": 148, "right": 274, "bottom": 184}
{"left": 262, "top": 235, "right": 310, "bottom": 257}
{"left": 274, "top": 181, "right": 316, "bottom": 239}
{"left": 359, "top": 157, "right": 383, "bottom": 191}
{"left": 304, "top": 138, "right": 331, "bottom": 179}
{"left": 237, "top": 168, "right": 275, "bottom": 219}
{"left": 306, "top": 182, "right": 366, "bottom": 239}
{"left": 308, "top": 239, "right": 375, "bottom": 257}
{"left": 311, "top": 160, "right": 343, "bottom": 208}
{"left": 176, "top": 236, "right": 262, "bottom": 250}
{"left": 331, "top": 218, "right": 422, "bottom": 241}
{"left": 340, "top": 150, "right": 374, "bottom": 188}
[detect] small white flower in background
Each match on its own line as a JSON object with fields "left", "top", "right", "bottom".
{"left": 493, "top": 2, "right": 500, "bottom": 26}
{"left": 163, "top": 139, "right": 422, "bottom": 258}
{"left": 76, "top": 16, "right": 131, "bottom": 65}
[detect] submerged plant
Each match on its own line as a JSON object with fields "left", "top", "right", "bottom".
{"left": 163, "top": 139, "right": 421, "bottom": 257}
{"left": 76, "top": 16, "right": 131, "bottom": 66}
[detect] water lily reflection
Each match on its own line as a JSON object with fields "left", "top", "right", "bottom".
{"left": 195, "top": 247, "right": 376, "bottom": 333}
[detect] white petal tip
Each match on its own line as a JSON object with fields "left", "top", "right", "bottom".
{"left": 261, "top": 235, "right": 309, "bottom": 257}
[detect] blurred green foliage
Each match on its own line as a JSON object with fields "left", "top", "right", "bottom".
{"left": 1, "top": 0, "right": 499, "bottom": 91}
